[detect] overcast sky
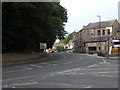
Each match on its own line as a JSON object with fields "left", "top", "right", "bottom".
{"left": 60, "top": 0, "right": 120, "bottom": 34}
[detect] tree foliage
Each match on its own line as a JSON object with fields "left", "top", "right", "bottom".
{"left": 2, "top": 2, "right": 67, "bottom": 53}
{"left": 56, "top": 46, "right": 65, "bottom": 51}
{"left": 60, "top": 34, "right": 73, "bottom": 44}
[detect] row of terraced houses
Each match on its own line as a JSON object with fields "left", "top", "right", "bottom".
{"left": 73, "top": 19, "right": 120, "bottom": 55}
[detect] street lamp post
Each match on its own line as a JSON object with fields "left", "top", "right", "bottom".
{"left": 97, "top": 15, "right": 102, "bottom": 55}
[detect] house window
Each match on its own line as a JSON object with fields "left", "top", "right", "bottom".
{"left": 117, "top": 30, "right": 120, "bottom": 32}
{"left": 107, "top": 29, "right": 110, "bottom": 34}
{"left": 84, "top": 43, "right": 86, "bottom": 47}
{"left": 102, "top": 30, "right": 105, "bottom": 35}
{"left": 99, "top": 47, "right": 101, "bottom": 51}
{"left": 87, "top": 31, "right": 89, "bottom": 35}
{"left": 91, "top": 33, "right": 93, "bottom": 35}
{"left": 97, "top": 30, "right": 100, "bottom": 35}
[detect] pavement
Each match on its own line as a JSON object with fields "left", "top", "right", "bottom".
{"left": 107, "top": 56, "right": 120, "bottom": 60}
{"left": 2, "top": 52, "right": 119, "bottom": 88}
{"left": 2, "top": 53, "right": 52, "bottom": 66}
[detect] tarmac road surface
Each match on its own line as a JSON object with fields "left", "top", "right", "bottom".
{"left": 2, "top": 52, "right": 119, "bottom": 88}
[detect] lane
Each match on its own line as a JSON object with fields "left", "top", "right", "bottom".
{"left": 3, "top": 53, "right": 102, "bottom": 78}
{"left": 2, "top": 52, "right": 118, "bottom": 88}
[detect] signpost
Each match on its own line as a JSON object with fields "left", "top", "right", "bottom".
{"left": 40, "top": 43, "right": 47, "bottom": 49}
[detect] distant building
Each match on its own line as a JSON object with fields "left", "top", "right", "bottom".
{"left": 53, "top": 32, "right": 75, "bottom": 51}
{"left": 73, "top": 31, "right": 81, "bottom": 52}
{"left": 73, "top": 19, "right": 120, "bottom": 54}
{"left": 52, "top": 43, "right": 65, "bottom": 50}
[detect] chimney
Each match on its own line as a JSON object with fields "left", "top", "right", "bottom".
{"left": 83, "top": 25, "right": 86, "bottom": 28}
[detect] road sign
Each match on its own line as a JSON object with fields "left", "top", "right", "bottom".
{"left": 40, "top": 43, "right": 47, "bottom": 49}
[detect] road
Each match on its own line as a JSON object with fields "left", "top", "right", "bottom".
{"left": 2, "top": 52, "right": 118, "bottom": 88}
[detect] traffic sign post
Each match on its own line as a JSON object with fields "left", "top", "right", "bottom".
{"left": 40, "top": 43, "right": 47, "bottom": 52}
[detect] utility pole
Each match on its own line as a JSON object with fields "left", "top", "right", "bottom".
{"left": 97, "top": 15, "right": 102, "bottom": 56}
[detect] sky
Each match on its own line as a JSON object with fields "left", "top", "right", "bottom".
{"left": 60, "top": 0, "right": 120, "bottom": 34}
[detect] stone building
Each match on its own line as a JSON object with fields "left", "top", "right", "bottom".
{"left": 74, "top": 19, "right": 120, "bottom": 54}
{"left": 72, "top": 31, "right": 81, "bottom": 52}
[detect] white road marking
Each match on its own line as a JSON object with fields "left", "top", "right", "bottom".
{"left": 12, "top": 82, "right": 38, "bottom": 86}
{"left": 49, "top": 65, "right": 118, "bottom": 76}
{"left": 81, "top": 85, "right": 94, "bottom": 88}
{"left": 41, "top": 63, "right": 50, "bottom": 65}
{"left": 3, "top": 67, "right": 32, "bottom": 74}
{"left": 30, "top": 64, "right": 42, "bottom": 68}
{"left": 100, "top": 59, "right": 110, "bottom": 64}
{"left": 97, "top": 56, "right": 105, "bottom": 58}
{"left": 94, "top": 75, "right": 117, "bottom": 77}
{"left": 39, "top": 82, "right": 93, "bottom": 88}
{"left": 50, "top": 68, "right": 91, "bottom": 76}
{"left": 78, "top": 73, "right": 85, "bottom": 75}
{"left": 64, "top": 55, "right": 67, "bottom": 59}
{"left": 90, "top": 71, "right": 118, "bottom": 74}
{"left": 80, "top": 57, "right": 83, "bottom": 60}
{"left": 3, "top": 75, "right": 35, "bottom": 82}
{"left": 3, "top": 85, "right": 8, "bottom": 88}
{"left": 64, "top": 62, "right": 73, "bottom": 64}
{"left": 87, "top": 64, "right": 99, "bottom": 67}
{"left": 52, "top": 64, "right": 59, "bottom": 66}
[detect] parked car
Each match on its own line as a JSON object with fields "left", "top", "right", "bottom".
{"left": 50, "top": 50, "right": 57, "bottom": 53}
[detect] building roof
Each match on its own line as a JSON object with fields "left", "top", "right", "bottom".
{"left": 82, "top": 19, "right": 117, "bottom": 30}
{"left": 84, "top": 36, "right": 112, "bottom": 43}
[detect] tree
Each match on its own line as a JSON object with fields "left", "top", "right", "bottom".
{"left": 56, "top": 46, "right": 65, "bottom": 51}
{"left": 60, "top": 34, "right": 73, "bottom": 44}
{"left": 2, "top": 2, "right": 68, "bottom": 53}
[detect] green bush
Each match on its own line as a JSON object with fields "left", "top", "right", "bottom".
{"left": 56, "top": 46, "right": 65, "bottom": 51}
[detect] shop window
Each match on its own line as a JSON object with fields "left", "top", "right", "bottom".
{"left": 89, "top": 47, "right": 97, "bottom": 51}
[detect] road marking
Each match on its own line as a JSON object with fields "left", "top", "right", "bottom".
{"left": 52, "top": 63, "right": 59, "bottom": 66}
{"left": 97, "top": 56, "right": 105, "bottom": 58}
{"left": 64, "top": 55, "right": 67, "bottom": 59}
{"left": 41, "top": 63, "right": 50, "bottom": 65}
{"left": 100, "top": 59, "right": 110, "bottom": 64}
{"left": 90, "top": 71, "right": 118, "bottom": 74}
{"left": 3, "top": 67, "right": 32, "bottom": 74}
{"left": 80, "top": 57, "right": 83, "bottom": 60}
{"left": 30, "top": 64, "right": 42, "bottom": 68}
{"left": 78, "top": 73, "right": 85, "bottom": 75}
{"left": 3, "top": 75, "right": 35, "bottom": 82}
{"left": 12, "top": 82, "right": 38, "bottom": 86}
{"left": 64, "top": 62, "right": 73, "bottom": 64}
{"left": 38, "top": 82, "right": 93, "bottom": 88}
{"left": 94, "top": 75, "right": 117, "bottom": 77}
{"left": 87, "top": 64, "right": 99, "bottom": 67}
{"left": 3, "top": 85, "right": 8, "bottom": 88}
{"left": 50, "top": 68, "right": 91, "bottom": 76}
